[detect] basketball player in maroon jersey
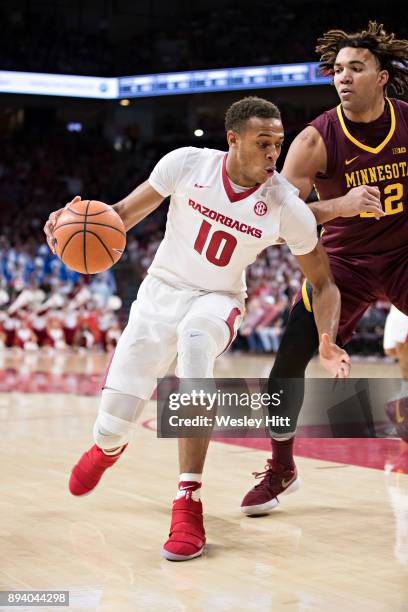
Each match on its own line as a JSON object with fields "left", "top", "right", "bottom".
{"left": 241, "top": 21, "right": 408, "bottom": 515}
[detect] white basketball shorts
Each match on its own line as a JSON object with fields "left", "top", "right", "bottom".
{"left": 383, "top": 305, "right": 408, "bottom": 351}
{"left": 103, "top": 275, "right": 244, "bottom": 399}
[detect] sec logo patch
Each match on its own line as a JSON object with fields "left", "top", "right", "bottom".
{"left": 254, "top": 201, "right": 267, "bottom": 216}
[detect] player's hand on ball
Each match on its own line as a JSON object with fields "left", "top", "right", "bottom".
{"left": 44, "top": 195, "right": 81, "bottom": 254}
{"left": 340, "top": 185, "right": 384, "bottom": 220}
{"left": 319, "top": 333, "right": 351, "bottom": 378}
{"left": 48, "top": 199, "right": 126, "bottom": 274}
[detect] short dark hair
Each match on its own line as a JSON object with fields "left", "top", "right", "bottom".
{"left": 225, "top": 96, "right": 281, "bottom": 132}
{"left": 316, "top": 21, "right": 408, "bottom": 95}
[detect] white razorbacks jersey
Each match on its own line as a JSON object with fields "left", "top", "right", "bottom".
{"left": 148, "top": 147, "right": 317, "bottom": 294}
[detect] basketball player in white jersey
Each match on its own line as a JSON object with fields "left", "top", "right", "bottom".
{"left": 44, "top": 97, "right": 350, "bottom": 561}
{"left": 384, "top": 306, "right": 408, "bottom": 568}
{"left": 383, "top": 305, "right": 408, "bottom": 441}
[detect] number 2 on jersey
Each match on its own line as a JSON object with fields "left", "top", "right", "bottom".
{"left": 194, "top": 220, "right": 237, "bottom": 267}
{"left": 360, "top": 182, "right": 404, "bottom": 217}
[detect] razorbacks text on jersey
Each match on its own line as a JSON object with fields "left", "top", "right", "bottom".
{"left": 148, "top": 147, "right": 317, "bottom": 294}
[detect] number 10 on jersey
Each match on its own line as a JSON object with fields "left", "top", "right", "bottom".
{"left": 194, "top": 220, "right": 237, "bottom": 267}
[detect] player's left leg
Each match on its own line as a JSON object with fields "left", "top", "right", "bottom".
{"left": 161, "top": 293, "right": 243, "bottom": 561}
{"left": 69, "top": 276, "right": 181, "bottom": 497}
{"left": 383, "top": 305, "right": 408, "bottom": 442}
{"left": 69, "top": 389, "right": 147, "bottom": 496}
{"left": 240, "top": 299, "right": 318, "bottom": 516}
{"left": 241, "top": 256, "right": 375, "bottom": 516}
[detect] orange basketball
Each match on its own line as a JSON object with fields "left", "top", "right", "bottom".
{"left": 54, "top": 200, "right": 126, "bottom": 274}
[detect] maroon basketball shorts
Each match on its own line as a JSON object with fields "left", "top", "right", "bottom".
{"left": 295, "top": 246, "right": 408, "bottom": 346}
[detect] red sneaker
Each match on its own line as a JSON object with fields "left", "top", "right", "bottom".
{"left": 385, "top": 396, "right": 408, "bottom": 442}
{"left": 241, "top": 460, "right": 300, "bottom": 516}
{"left": 69, "top": 444, "right": 127, "bottom": 496}
{"left": 161, "top": 483, "right": 205, "bottom": 561}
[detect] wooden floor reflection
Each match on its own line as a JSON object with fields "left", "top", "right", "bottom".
{"left": 0, "top": 349, "right": 407, "bottom": 611}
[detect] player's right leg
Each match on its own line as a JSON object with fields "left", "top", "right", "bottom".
{"left": 69, "top": 276, "right": 179, "bottom": 496}
{"left": 162, "top": 292, "right": 243, "bottom": 560}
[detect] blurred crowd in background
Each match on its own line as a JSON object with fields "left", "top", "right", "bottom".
{"left": 0, "top": 237, "right": 122, "bottom": 352}
{"left": 0, "top": 124, "right": 389, "bottom": 356}
{"left": 0, "top": 0, "right": 397, "bottom": 357}
{"left": 0, "top": 221, "right": 389, "bottom": 356}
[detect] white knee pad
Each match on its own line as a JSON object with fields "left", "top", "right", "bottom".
{"left": 177, "top": 320, "right": 222, "bottom": 378}
{"left": 93, "top": 388, "right": 146, "bottom": 450}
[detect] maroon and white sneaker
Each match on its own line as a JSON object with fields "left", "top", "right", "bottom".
{"left": 69, "top": 444, "right": 127, "bottom": 496}
{"left": 385, "top": 396, "right": 408, "bottom": 442}
{"left": 240, "top": 460, "right": 300, "bottom": 516}
{"left": 161, "top": 483, "right": 205, "bottom": 561}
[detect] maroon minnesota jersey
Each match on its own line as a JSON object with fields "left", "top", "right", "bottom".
{"left": 310, "top": 97, "right": 408, "bottom": 255}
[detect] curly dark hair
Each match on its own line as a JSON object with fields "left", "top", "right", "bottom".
{"left": 225, "top": 96, "right": 281, "bottom": 132}
{"left": 316, "top": 21, "right": 408, "bottom": 95}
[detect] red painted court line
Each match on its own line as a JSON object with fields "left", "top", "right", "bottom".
{"left": 214, "top": 436, "right": 408, "bottom": 474}
{"left": 3, "top": 370, "right": 407, "bottom": 475}
{"left": 142, "top": 417, "right": 408, "bottom": 474}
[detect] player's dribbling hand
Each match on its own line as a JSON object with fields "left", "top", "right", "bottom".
{"left": 43, "top": 195, "right": 81, "bottom": 254}
{"left": 340, "top": 185, "right": 384, "bottom": 220}
{"left": 319, "top": 333, "right": 351, "bottom": 378}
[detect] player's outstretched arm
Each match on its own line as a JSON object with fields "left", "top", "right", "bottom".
{"left": 282, "top": 126, "right": 384, "bottom": 224}
{"left": 295, "top": 242, "right": 351, "bottom": 378}
{"left": 43, "top": 182, "right": 164, "bottom": 254}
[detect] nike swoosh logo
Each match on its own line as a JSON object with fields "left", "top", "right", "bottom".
{"left": 396, "top": 400, "right": 405, "bottom": 424}
{"left": 179, "top": 485, "right": 195, "bottom": 490}
{"left": 282, "top": 476, "right": 296, "bottom": 488}
{"left": 345, "top": 156, "right": 359, "bottom": 165}
{"left": 194, "top": 183, "right": 211, "bottom": 188}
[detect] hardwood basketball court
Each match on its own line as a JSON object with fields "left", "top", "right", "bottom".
{"left": 1, "top": 350, "right": 407, "bottom": 611}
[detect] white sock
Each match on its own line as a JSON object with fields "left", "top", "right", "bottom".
{"left": 179, "top": 473, "right": 202, "bottom": 483}
{"left": 176, "top": 473, "right": 202, "bottom": 500}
